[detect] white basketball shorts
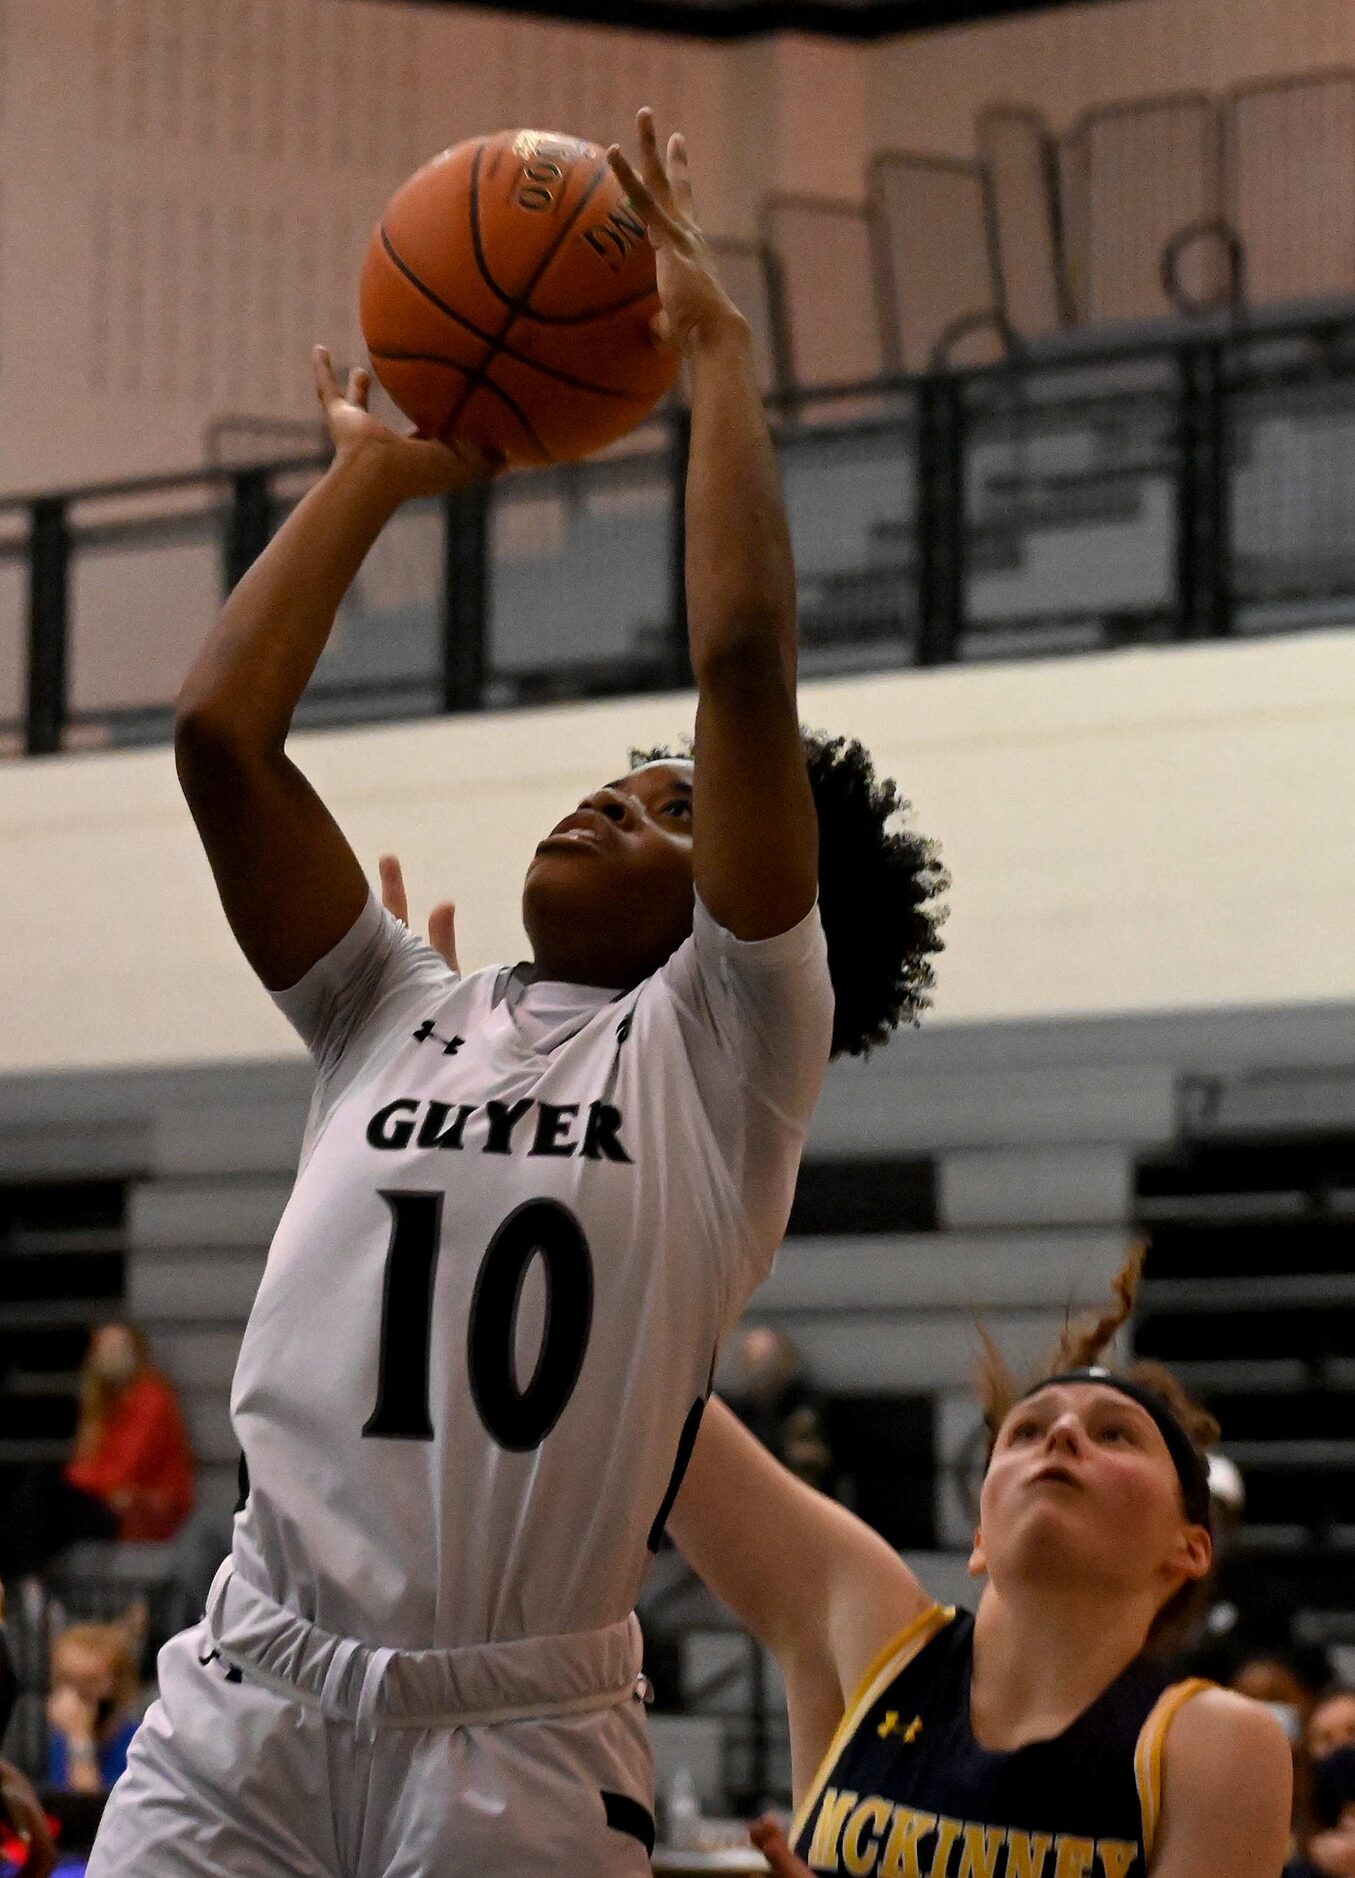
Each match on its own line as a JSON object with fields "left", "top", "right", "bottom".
{"left": 87, "top": 1566, "right": 656, "bottom": 1878}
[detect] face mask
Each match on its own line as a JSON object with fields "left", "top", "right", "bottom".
{"left": 1262, "top": 1701, "right": 1302, "bottom": 1744}
{"left": 1313, "top": 1745, "right": 1355, "bottom": 1827}
{"left": 0, "top": 1626, "right": 18, "bottom": 1745}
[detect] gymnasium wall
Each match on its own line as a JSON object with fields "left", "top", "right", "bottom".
{"left": 4, "top": 626, "right": 1354, "bottom": 1076}
{"left": 869, "top": 0, "right": 1355, "bottom": 157}
{"left": 4, "top": 0, "right": 1355, "bottom": 497}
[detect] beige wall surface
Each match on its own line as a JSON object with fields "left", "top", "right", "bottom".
{"left": 4, "top": 0, "right": 1348, "bottom": 499}
{"left": 872, "top": 0, "right": 1355, "bottom": 157}
{"left": 4, "top": 627, "right": 1354, "bottom": 1075}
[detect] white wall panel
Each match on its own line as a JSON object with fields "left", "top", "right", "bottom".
{"left": 3, "top": 629, "right": 1355, "bottom": 1072}
{"left": 937, "top": 1145, "right": 1132, "bottom": 1229}
{"left": 129, "top": 1179, "right": 291, "bottom": 1248}
{"left": 751, "top": 1229, "right": 1130, "bottom": 1313}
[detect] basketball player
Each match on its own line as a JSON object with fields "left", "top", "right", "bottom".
{"left": 85, "top": 112, "right": 943, "bottom": 1878}
{"left": 669, "top": 1253, "right": 1292, "bottom": 1877}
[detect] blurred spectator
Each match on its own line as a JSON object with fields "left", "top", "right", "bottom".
{"left": 46, "top": 1621, "right": 141, "bottom": 1794}
{"left": 1286, "top": 1713, "right": 1355, "bottom": 1874}
{"left": 0, "top": 1324, "right": 195, "bottom": 1580}
{"left": 1283, "top": 1692, "right": 1355, "bottom": 1877}
{"left": 1311, "top": 1690, "right": 1355, "bottom": 1762}
{"left": 1234, "top": 1653, "right": 1324, "bottom": 1746}
{"left": 719, "top": 1328, "right": 833, "bottom": 1490}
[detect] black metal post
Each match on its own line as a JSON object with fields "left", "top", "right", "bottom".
{"left": 442, "top": 484, "right": 489, "bottom": 712}
{"left": 1173, "top": 339, "right": 1231, "bottom": 639}
{"left": 25, "top": 498, "right": 70, "bottom": 756}
{"left": 666, "top": 405, "right": 692, "bottom": 690}
{"left": 223, "top": 467, "right": 272, "bottom": 595}
{"left": 914, "top": 373, "right": 966, "bottom": 667}
{"left": 746, "top": 1630, "right": 769, "bottom": 1811}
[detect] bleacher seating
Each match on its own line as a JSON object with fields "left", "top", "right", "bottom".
{"left": 6, "top": 991, "right": 1354, "bottom": 1791}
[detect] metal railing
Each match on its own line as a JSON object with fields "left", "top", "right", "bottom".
{"left": 9, "top": 303, "right": 1355, "bottom": 758}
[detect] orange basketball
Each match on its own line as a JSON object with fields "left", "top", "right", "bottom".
{"left": 360, "top": 130, "right": 680, "bottom": 467}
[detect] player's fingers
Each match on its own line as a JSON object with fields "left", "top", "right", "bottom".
{"left": 313, "top": 343, "right": 341, "bottom": 409}
{"left": 428, "top": 901, "right": 459, "bottom": 972}
{"left": 378, "top": 853, "right": 410, "bottom": 926}
{"left": 667, "top": 132, "right": 696, "bottom": 218}
{"left": 607, "top": 148, "right": 683, "bottom": 245}
{"left": 636, "top": 105, "right": 672, "bottom": 199}
{"left": 346, "top": 365, "right": 371, "bottom": 409}
{"left": 749, "top": 1815, "right": 811, "bottom": 1877}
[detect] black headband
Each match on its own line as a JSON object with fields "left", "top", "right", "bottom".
{"left": 1016, "top": 1367, "right": 1213, "bottom": 1526}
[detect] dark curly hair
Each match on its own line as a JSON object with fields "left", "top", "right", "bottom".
{"left": 631, "top": 730, "right": 947, "bottom": 1057}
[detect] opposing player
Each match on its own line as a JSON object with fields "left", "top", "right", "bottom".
{"left": 86, "top": 112, "right": 943, "bottom": 1877}
{"left": 670, "top": 1253, "right": 1292, "bottom": 1877}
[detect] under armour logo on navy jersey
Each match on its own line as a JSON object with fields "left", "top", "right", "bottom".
{"left": 412, "top": 1018, "right": 465, "bottom": 1055}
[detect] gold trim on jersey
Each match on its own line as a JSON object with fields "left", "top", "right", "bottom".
{"left": 790, "top": 1603, "right": 955, "bottom": 1847}
{"left": 1134, "top": 1676, "right": 1212, "bottom": 1861}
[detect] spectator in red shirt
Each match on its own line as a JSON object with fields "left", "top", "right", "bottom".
{"left": 0, "top": 1324, "right": 195, "bottom": 1580}
{"left": 64, "top": 1326, "right": 195, "bottom": 1543}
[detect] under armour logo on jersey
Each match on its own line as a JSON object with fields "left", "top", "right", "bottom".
{"left": 197, "top": 1646, "right": 243, "bottom": 1684}
{"left": 412, "top": 1018, "right": 465, "bottom": 1055}
{"left": 877, "top": 1711, "right": 923, "bottom": 1743}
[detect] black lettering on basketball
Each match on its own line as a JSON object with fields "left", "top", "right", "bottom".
{"left": 583, "top": 226, "right": 628, "bottom": 273}
{"left": 581, "top": 204, "right": 648, "bottom": 275}
{"left": 518, "top": 183, "right": 554, "bottom": 212}
{"left": 609, "top": 204, "right": 646, "bottom": 244}
{"left": 524, "top": 160, "right": 563, "bottom": 185}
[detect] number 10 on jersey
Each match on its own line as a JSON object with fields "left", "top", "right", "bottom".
{"left": 362, "top": 1190, "right": 595, "bottom": 1452}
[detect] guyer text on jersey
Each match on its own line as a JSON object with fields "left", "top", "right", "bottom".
{"left": 365, "top": 1097, "right": 634, "bottom": 1163}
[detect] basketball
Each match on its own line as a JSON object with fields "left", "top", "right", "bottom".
{"left": 359, "top": 130, "right": 681, "bottom": 467}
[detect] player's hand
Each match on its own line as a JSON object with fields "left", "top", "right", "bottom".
{"left": 379, "top": 854, "right": 459, "bottom": 971}
{"left": 607, "top": 109, "right": 745, "bottom": 358}
{"left": 47, "top": 1684, "right": 96, "bottom": 1744}
{"left": 749, "top": 1813, "right": 813, "bottom": 1876}
{"left": 1, "top": 1759, "right": 58, "bottom": 1878}
{"left": 313, "top": 346, "right": 502, "bottom": 500}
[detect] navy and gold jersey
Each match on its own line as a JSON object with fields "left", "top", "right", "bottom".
{"left": 791, "top": 1606, "right": 1209, "bottom": 1877}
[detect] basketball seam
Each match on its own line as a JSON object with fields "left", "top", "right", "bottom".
{"left": 375, "top": 238, "right": 651, "bottom": 402}
{"left": 382, "top": 352, "right": 553, "bottom": 461}
{"left": 462, "top": 154, "right": 657, "bottom": 325}
{"left": 504, "top": 283, "right": 659, "bottom": 327}
{"left": 436, "top": 143, "right": 618, "bottom": 448}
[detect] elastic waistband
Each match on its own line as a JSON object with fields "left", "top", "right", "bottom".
{"left": 204, "top": 1564, "right": 645, "bottom": 1736}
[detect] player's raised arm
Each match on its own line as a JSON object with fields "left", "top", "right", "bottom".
{"left": 609, "top": 113, "right": 817, "bottom": 942}
{"left": 174, "top": 350, "right": 496, "bottom": 990}
{"left": 670, "top": 1398, "right": 932, "bottom": 1783}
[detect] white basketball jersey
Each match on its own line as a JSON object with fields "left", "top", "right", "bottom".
{"left": 229, "top": 893, "right": 832, "bottom": 1649}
